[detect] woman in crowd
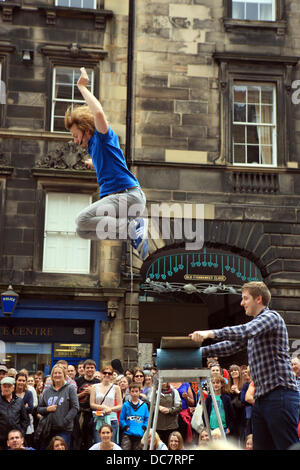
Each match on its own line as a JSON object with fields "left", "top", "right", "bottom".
{"left": 168, "top": 431, "right": 184, "bottom": 450}
{"left": 141, "top": 371, "right": 153, "bottom": 401}
{"left": 118, "top": 375, "right": 130, "bottom": 403}
{"left": 124, "top": 369, "right": 134, "bottom": 383}
{"left": 89, "top": 424, "right": 122, "bottom": 450}
{"left": 15, "top": 372, "right": 35, "bottom": 447}
{"left": 245, "top": 433, "right": 253, "bottom": 450}
{"left": 198, "top": 427, "right": 210, "bottom": 447}
{"left": 37, "top": 364, "right": 79, "bottom": 450}
{"left": 156, "top": 382, "right": 182, "bottom": 445}
{"left": 132, "top": 369, "right": 150, "bottom": 405}
{"left": 228, "top": 364, "right": 246, "bottom": 443}
{"left": 90, "top": 365, "right": 122, "bottom": 444}
{"left": 47, "top": 435, "right": 68, "bottom": 450}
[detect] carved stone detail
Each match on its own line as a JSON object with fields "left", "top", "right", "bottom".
{"left": 35, "top": 142, "right": 90, "bottom": 171}
{"left": 0, "top": 152, "right": 9, "bottom": 166}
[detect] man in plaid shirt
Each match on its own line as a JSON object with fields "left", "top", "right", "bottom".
{"left": 190, "top": 281, "right": 300, "bottom": 450}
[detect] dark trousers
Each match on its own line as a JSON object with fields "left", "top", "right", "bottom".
{"left": 121, "top": 434, "right": 142, "bottom": 450}
{"left": 252, "top": 387, "right": 300, "bottom": 450}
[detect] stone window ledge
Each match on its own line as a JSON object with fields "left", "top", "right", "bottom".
{"left": 223, "top": 18, "right": 287, "bottom": 36}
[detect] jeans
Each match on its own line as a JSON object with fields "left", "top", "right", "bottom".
{"left": 252, "top": 387, "right": 300, "bottom": 450}
{"left": 76, "top": 187, "right": 146, "bottom": 241}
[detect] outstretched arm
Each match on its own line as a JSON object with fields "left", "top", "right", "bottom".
{"left": 77, "top": 67, "right": 109, "bottom": 135}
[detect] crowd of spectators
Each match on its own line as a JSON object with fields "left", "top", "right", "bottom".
{"left": 0, "top": 354, "right": 298, "bottom": 451}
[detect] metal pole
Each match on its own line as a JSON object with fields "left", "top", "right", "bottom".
{"left": 207, "top": 377, "right": 227, "bottom": 440}
{"left": 143, "top": 374, "right": 158, "bottom": 450}
{"left": 150, "top": 375, "right": 163, "bottom": 450}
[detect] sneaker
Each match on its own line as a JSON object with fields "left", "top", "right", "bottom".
{"left": 130, "top": 218, "right": 149, "bottom": 260}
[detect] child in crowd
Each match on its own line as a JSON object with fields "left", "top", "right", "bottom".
{"left": 119, "top": 382, "right": 149, "bottom": 450}
{"left": 203, "top": 374, "right": 235, "bottom": 436}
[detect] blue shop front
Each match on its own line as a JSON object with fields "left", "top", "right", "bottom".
{"left": 0, "top": 298, "right": 108, "bottom": 375}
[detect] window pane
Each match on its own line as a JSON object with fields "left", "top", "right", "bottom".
{"left": 234, "top": 145, "right": 246, "bottom": 164}
{"left": 234, "top": 103, "right": 246, "bottom": 122}
{"left": 248, "top": 86, "right": 260, "bottom": 104}
{"left": 247, "top": 145, "right": 259, "bottom": 164}
{"left": 55, "top": 84, "right": 73, "bottom": 100}
{"left": 261, "top": 88, "right": 273, "bottom": 104}
{"left": 53, "top": 117, "right": 66, "bottom": 132}
{"left": 233, "top": 125, "right": 246, "bottom": 143}
{"left": 56, "top": 0, "right": 70, "bottom": 6}
{"left": 247, "top": 126, "right": 259, "bottom": 144}
{"left": 56, "top": 69, "right": 73, "bottom": 85}
{"left": 70, "top": 0, "right": 82, "bottom": 7}
{"left": 85, "top": 0, "right": 96, "bottom": 8}
{"left": 53, "top": 101, "right": 68, "bottom": 117}
{"left": 246, "top": 3, "right": 258, "bottom": 20}
{"left": 248, "top": 104, "right": 260, "bottom": 123}
{"left": 261, "top": 105, "right": 273, "bottom": 123}
{"left": 232, "top": 2, "right": 244, "bottom": 19}
{"left": 234, "top": 87, "right": 246, "bottom": 103}
{"left": 261, "top": 145, "right": 272, "bottom": 164}
{"left": 260, "top": 4, "right": 272, "bottom": 20}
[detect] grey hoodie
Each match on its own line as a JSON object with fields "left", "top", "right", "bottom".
{"left": 37, "top": 383, "right": 79, "bottom": 432}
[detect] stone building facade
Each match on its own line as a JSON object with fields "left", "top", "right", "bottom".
{"left": 1, "top": 0, "right": 300, "bottom": 371}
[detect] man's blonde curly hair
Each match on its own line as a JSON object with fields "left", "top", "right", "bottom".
{"left": 64, "top": 105, "right": 95, "bottom": 135}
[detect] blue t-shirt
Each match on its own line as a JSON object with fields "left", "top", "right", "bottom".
{"left": 87, "top": 127, "right": 140, "bottom": 198}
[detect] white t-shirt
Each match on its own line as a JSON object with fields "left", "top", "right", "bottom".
{"left": 89, "top": 443, "right": 122, "bottom": 450}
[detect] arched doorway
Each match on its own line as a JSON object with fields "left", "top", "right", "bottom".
{"left": 139, "top": 245, "right": 263, "bottom": 368}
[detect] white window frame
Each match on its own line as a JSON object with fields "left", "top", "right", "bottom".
{"left": 232, "top": 0, "right": 275, "bottom": 21}
{"left": 55, "top": 0, "right": 97, "bottom": 8}
{"left": 43, "top": 192, "right": 92, "bottom": 274}
{"left": 232, "top": 81, "right": 277, "bottom": 167}
{"left": 51, "top": 67, "right": 94, "bottom": 133}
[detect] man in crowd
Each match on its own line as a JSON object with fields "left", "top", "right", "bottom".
{"left": 190, "top": 281, "right": 300, "bottom": 450}
{"left": 7, "top": 429, "right": 35, "bottom": 450}
{"left": 0, "top": 377, "right": 28, "bottom": 450}
{"left": 74, "top": 359, "right": 100, "bottom": 449}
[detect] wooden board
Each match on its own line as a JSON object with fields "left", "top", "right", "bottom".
{"left": 160, "top": 336, "right": 201, "bottom": 349}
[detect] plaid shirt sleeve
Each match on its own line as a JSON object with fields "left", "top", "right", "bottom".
{"left": 211, "top": 310, "right": 279, "bottom": 342}
{"left": 202, "top": 338, "right": 247, "bottom": 358}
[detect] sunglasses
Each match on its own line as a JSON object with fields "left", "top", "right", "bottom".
{"left": 135, "top": 374, "right": 144, "bottom": 378}
{"left": 103, "top": 372, "right": 113, "bottom": 376}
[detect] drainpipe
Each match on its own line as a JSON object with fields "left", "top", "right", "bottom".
{"left": 125, "top": 0, "right": 135, "bottom": 169}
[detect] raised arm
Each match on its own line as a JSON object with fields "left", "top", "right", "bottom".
{"left": 77, "top": 67, "right": 109, "bottom": 135}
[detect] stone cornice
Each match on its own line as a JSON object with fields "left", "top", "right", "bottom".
{"left": 213, "top": 51, "right": 299, "bottom": 66}
{"left": 37, "top": 4, "right": 113, "bottom": 29}
{"left": 40, "top": 43, "right": 107, "bottom": 66}
{"left": 0, "top": 284, "right": 126, "bottom": 301}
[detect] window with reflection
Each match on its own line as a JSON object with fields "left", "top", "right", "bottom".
{"left": 232, "top": 82, "right": 276, "bottom": 166}
{"left": 51, "top": 67, "right": 94, "bottom": 133}
{"left": 232, "top": 0, "right": 275, "bottom": 21}
{"left": 55, "top": 0, "right": 97, "bottom": 8}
